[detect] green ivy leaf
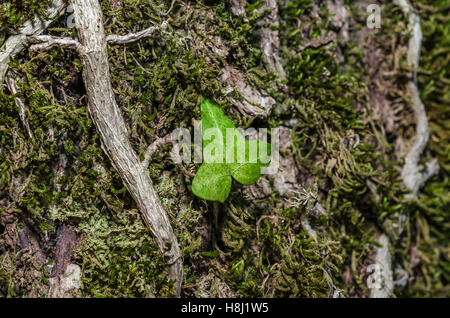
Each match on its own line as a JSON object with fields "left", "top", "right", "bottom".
{"left": 191, "top": 163, "right": 232, "bottom": 203}
{"left": 191, "top": 98, "right": 271, "bottom": 202}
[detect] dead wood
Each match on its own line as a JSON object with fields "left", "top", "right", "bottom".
{"left": 69, "top": 0, "right": 182, "bottom": 296}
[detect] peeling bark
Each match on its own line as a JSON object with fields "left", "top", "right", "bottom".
{"left": 194, "top": 9, "right": 276, "bottom": 118}
{"left": 221, "top": 66, "right": 276, "bottom": 118}
{"left": 48, "top": 225, "right": 81, "bottom": 298}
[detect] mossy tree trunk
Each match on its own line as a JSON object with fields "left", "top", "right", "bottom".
{"left": 0, "top": 0, "right": 448, "bottom": 298}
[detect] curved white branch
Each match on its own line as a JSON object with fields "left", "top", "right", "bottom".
{"left": 372, "top": 0, "right": 439, "bottom": 299}
{"left": 142, "top": 133, "right": 195, "bottom": 178}
{"left": 370, "top": 234, "right": 394, "bottom": 298}
{"left": 106, "top": 21, "right": 168, "bottom": 45}
{"left": 394, "top": 0, "right": 439, "bottom": 196}
{"left": 29, "top": 35, "right": 82, "bottom": 51}
{"left": 142, "top": 133, "right": 174, "bottom": 168}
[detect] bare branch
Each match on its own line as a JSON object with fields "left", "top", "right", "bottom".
{"left": 142, "top": 134, "right": 174, "bottom": 168}
{"left": 106, "top": 21, "right": 168, "bottom": 45}
{"left": 171, "top": 142, "right": 196, "bottom": 178}
{"left": 394, "top": 0, "right": 439, "bottom": 197}
{"left": 142, "top": 133, "right": 195, "bottom": 178}
{"left": 71, "top": 0, "right": 182, "bottom": 296}
{"left": 370, "top": 234, "right": 394, "bottom": 298}
{"left": 28, "top": 35, "right": 82, "bottom": 52}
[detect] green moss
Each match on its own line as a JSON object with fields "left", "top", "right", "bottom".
{"left": 0, "top": 0, "right": 52, "bottom": 34}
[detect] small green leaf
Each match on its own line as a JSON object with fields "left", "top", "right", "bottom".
{"left": 191, "top": 163, "right": 232, "bottom": 203}
{"left": 191, "top": 98, "right": 271, "bottom": 202}
{"left": 231, "top": 139, "right": 271, "bottom": 185}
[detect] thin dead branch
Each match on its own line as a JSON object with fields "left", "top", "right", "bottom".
{"left": 371, "top": 0, "right": 439, "bottom": 299}
{"left": 394, "top": 0, "right": 439, "bottom": 196}
{"left": 28, "top": 35, "right": 82, "bottom": 51}
{"left": 143, "top": 133, "right": 195, "bottom": 178}
{"left": 143, "top": 134, "right": 175, "bottom": 168}
{"left": 68, "top": 0, "right": 183, "bottom": 296}
{"left": 106, "top": 21, "right": 168, "bottom": 45}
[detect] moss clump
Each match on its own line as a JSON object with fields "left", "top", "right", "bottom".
{"left": 215, "top": 202, "right": 344, "bottom": 297}
{"left": 73, "top": 208, "right": 170, "bottom": 297}
{"left": 0, "top": 0, "right": 52, "bottom": 35}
